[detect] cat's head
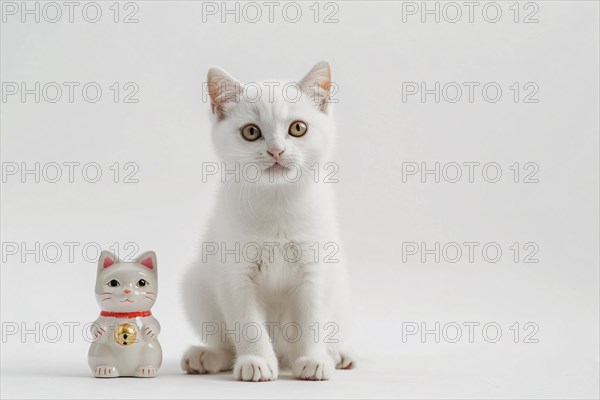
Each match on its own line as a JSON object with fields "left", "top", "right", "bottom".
{"left": 207, "top": 62, "right": 336, "bottom": 186}
{"left": 94, "top": 250, "right": 158, "bottom": 312}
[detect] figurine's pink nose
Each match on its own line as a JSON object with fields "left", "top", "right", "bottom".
{"left": 124, "top": 289, "right": 132, "bottom": 294}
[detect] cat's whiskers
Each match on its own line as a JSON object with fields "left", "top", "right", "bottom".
{"left": 220, "top": 158, "right": 261, "bottom": 187}
{"left": 219, "top": 145, "right": 256, "bottom": 153}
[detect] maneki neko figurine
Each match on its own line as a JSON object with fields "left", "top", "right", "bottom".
{"left": 88, "top": 250, "right": 162, "bottom": 377}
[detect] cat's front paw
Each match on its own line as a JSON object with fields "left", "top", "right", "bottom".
{"left": 233, "top": 354, "right": 278, "bottom": 382}
{"left": 292, "top": 354, "right": 334, "bottom": 381}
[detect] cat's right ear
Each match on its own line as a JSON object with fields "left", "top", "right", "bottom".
{"left": 98, "top": 250, "right": 120, "bottom": 272}
{"left": 207, "top": 67, "right": 242, "bottom": 121}
{"left": 299, "top": 61, "right": 332, "bottom": 113}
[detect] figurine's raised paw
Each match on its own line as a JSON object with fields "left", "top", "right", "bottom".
{"left": 135, "top": 366, "right": 158, "bottom": 378}
{"left": 233, "top": 354, "right": 278, "bottom": 382}
{"left": 90, "top": 325, "right": 106, "bottom": 342}
{"left": 292, "top": 355, "right": 334, "bottom": 381}
{"left": 94, "top": 366, "right": 119, "bottom": 378}
{"left": 142, "top": 325, "right": 158, "bottom": 340}
{"left": 181, "top": 346, "right": 234, "bottom": 374}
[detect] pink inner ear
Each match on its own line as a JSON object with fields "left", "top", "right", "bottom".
{"left": 103, "top": 257, "right": 115, "bottom": 268}
{"left": 140, "top": 257, "right": 154, "bottom": 269}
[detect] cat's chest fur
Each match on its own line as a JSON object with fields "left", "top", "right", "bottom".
{"left": 249, "top": 236, "right": 313, "bottom": 294}
{"left": 214, "top": 186, "right": 336, "bottom": 295}
{"left": 244, "top": 216, "right": 324, "bottom": 295}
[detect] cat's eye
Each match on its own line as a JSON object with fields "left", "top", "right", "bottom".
{"left": 241, "top": 124, "right": 262, "bottom": 141}
{"left": 288, "top": 121, "right": 308, "bottom": 137}
{"left": 137, "top": 279, "right": 147, "bottom": 287}
{"left": 107, "top": 279, "right": 120, "bottom": 287}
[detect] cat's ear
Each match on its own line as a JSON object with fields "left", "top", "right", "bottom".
{"left": 299, "top": 61, "right": 332, "bottom": 113}
{"left": 98, "top": 250, "right": 120, "bottom": 272}
{"left": 136, "top": 251, "right": 157, "bottom": 271}
{"left": 207, "top": 67, "right": 242, "bottom": 121}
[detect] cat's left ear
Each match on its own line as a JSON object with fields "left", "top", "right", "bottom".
{"left": 207, "top": 67, "right": 242, "bottom": 121}
{"left": 136, "top": 251, "right": 157, "bottom": 271}
{"left": 299, "top": 61, "right": 332, "bottom": 113}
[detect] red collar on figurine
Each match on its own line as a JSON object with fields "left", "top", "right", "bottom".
{"left": 100, "top": 311, "right": 152, "bottom": 318}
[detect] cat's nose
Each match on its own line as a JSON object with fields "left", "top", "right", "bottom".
{"left": 124, "top": 289, "right": 132, "bottom": 294}
{"left": 267, "top": 148, "right": 285, "bottom": 160}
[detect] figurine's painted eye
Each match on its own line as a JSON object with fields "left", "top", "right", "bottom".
{"left": 288, "top": 121, "right": 308, "bottom": 137}
{"left": 137, "top": 279, "right": 147, "bottom": 287}
{"left": 241, "top": 124, "right": 262, "bottom": 141}
{"left": 108, "top": 279, "right": 120, "bottom": 287}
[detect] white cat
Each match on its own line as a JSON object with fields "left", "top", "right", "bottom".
{"left": 88, "top": 250, "right": 162, "bottom": 377}
{"left": 181, "top": 62, "right": 354, "bottom": 381}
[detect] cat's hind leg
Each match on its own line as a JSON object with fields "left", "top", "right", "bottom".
{"left": 328, "top": 344, "right": 356, "bottom": 370}
{"left": 181, "top": 345, "right": 234, "bottom": 374}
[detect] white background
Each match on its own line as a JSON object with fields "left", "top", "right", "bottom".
{"left": 1, "top": 1, "right": 599, "bottom": 398}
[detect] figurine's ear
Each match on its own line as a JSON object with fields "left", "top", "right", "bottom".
{"left": 98, "top": 250, "right": 120, "bottom": 271}
{"left": 136, "top": 251, "right": 157, "bottom": 271}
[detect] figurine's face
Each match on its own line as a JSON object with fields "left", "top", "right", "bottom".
{"left": 95, "top": 251, "right": 158, "bottom": 312}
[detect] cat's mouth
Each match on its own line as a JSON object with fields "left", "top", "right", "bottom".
{"left": 266, "top": 162, "right": 287, "bottom": 172}
{"left": 120, "top": 299, "right": 135, "bottom": 303}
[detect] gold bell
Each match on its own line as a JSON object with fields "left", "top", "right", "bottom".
{"left": 114, "top": 323, "right": 137, "bottom": 346}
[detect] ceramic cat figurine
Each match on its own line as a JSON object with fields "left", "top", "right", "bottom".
{"left": 88, "top": 250, "right": 162, "bottom": 378}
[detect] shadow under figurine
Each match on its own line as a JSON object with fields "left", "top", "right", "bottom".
{"left": 88, "top": 250, "right": 162, "bottom": 378}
